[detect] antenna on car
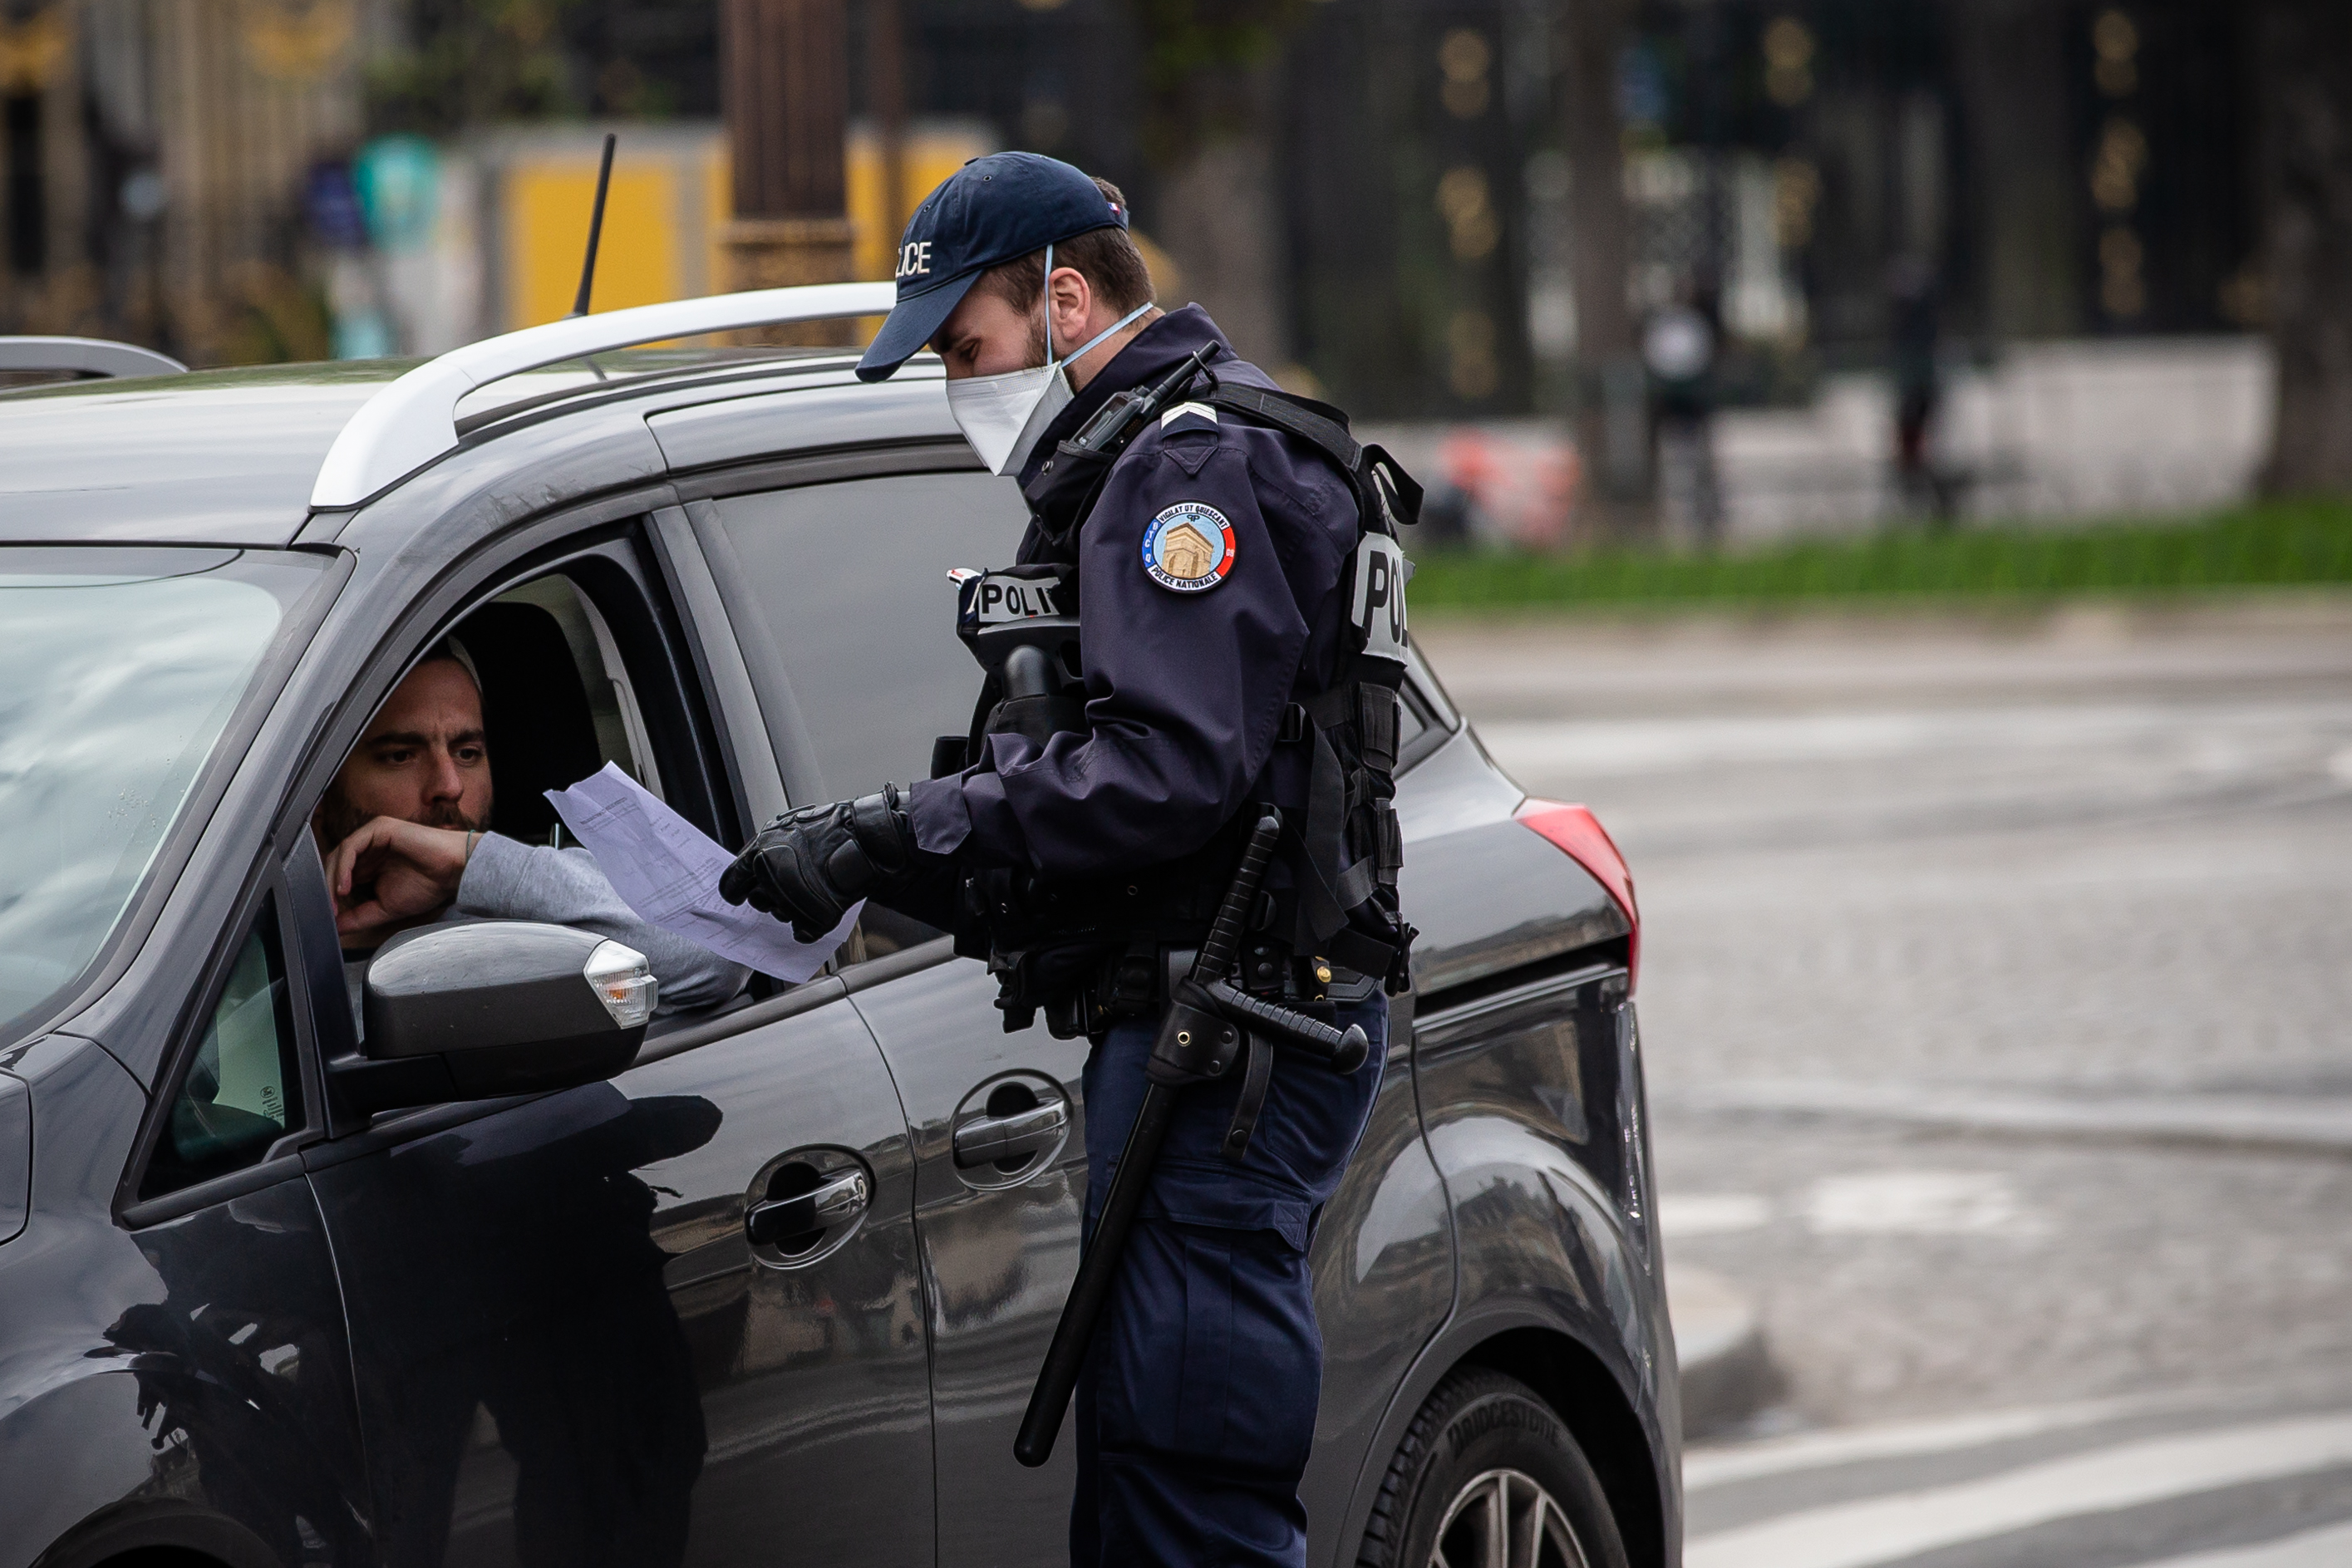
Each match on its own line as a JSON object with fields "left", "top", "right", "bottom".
{"left": 567, "top": 133, "right": 618, "bottom": 320}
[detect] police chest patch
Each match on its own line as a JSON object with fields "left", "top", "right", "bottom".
{"left": 1140, "top": 502, "right": 1235, "bottom": 592}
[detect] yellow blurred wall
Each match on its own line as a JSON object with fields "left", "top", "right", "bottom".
{"left": 847, "top": 134, "right": 988, "bottom": 279}
{"left": 498, "top": 124, "right": 991, "bottom": 333}
{"left": 509, "top": 165, "right": 681, "bottom": 327}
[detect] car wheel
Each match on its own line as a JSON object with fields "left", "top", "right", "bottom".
{"left": 1358, "top": 1368, "right": 1630, "bottom": 1568}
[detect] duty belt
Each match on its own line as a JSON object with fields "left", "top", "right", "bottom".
{"left": 1048, "top": 936, "right": 1361, "bottom": 1035}
{"left": 1046, "top": 937, "right": 1377, "bottom": 1167}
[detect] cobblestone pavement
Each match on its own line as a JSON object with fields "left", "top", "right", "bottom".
{"left": 1417, "top": 598, "right": 2352, "bottom": 1448}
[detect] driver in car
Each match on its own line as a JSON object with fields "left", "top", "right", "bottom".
{"left": 315, "top": 642, "right": 750, "bottom": 1016}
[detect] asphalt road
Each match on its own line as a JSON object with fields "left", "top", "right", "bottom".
{"left": 1416, "top": 595, "right": 2352, "bottom": 1568}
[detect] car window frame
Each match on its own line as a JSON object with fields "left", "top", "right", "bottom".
{"left": 268, "top": 514, "right": 783, "bottom": 1143}
{"left": 116, "top": 858, "right": 328, "bottom": 1226}
{"left": 282, "top": 484, "right": 884, "bottom": 1123}
{"left": 277, "top": 519, "right": 749, "bottom": 861}
{"left": 643, "top": 505, "right": 795, "bottom": 832}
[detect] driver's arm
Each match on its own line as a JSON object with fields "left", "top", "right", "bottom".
{"left": 455, "top": 835, "right": 752, "bottom": 1013}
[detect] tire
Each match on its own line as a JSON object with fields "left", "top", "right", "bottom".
{"left": 1357, "top": 1368, "right": 1631, "bottom": 1568}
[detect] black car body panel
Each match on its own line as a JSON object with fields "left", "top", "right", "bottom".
{"left": 0, "top": 1030, "right": 371, "bottom": 1568}
{"left": 843, "top": 951, "right": 1090, "bottom": 1567}
{"left": 306, "top": 1001, "right": 932, "bottom": 1564}
{"left": 0, "top": 345, "right": 1680, "bottom": 1568}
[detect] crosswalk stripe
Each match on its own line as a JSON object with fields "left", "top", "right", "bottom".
{"left": 1683, "top": 1396, "right": 2164, "bottom": 1491}
{"left": 2132, "top": 1518, "right": 2352, "bottom": 1568}
{"left": 1684, "top": 1413, "right": 2352, "bottom": 1568}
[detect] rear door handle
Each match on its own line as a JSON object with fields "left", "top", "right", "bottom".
{"left": 746, "top": 1167, "right": 869, "bottom": 1246}
{"left": 952, "top": 1100, "right": 1070, "bottom": 1169}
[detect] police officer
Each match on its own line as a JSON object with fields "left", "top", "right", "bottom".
{"left": 721, "top": 152, "right": 1415, "bottom": 1568}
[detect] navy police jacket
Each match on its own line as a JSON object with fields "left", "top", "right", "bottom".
{"left": 906, "top": 306, "right": 1361, "bottom": 890}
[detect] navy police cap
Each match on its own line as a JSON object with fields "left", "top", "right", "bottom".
{"left": 855, "top": 151, "right": 1128, "bottom": 383}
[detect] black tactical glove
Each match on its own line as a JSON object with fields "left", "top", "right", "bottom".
{"left": 720, "top": 784, "right": 921, "bottom": 943}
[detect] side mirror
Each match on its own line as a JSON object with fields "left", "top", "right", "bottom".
{"left": 332, "top": 922, "right": 655, "bottom": 1114}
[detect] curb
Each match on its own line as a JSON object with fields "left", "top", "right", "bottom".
{"left": 1669, "top": 1264, "right": 1779, "bottom": 1438}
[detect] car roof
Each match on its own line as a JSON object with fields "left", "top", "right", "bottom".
{"left": 0, "top": 362, "right": 411, "bottom": 545}
{"left": 0, "top": 346, "right": 876, "bottom": 548}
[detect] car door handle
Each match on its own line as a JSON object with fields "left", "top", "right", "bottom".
{"left": 952, "top": 1100, "right": 1070, "bottom": 1169}
{"left": 746, "top": 1168, "right": 869, "bottom": 1246}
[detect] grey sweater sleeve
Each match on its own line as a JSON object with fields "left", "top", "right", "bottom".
{"left": 454, "top": 833, "right": 751, "bottom": 1015}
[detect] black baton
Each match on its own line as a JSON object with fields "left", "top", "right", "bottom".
{"left": 1014, "top": 807, "right": 1370, "bottom": 1467}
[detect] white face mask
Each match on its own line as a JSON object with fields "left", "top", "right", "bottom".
{"left": 945, "top": 243, "right": 1152, "bottom": 475}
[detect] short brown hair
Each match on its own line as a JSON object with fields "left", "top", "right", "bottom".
{"left": 972, "top": 176, "right": 1155, "bottom": 317}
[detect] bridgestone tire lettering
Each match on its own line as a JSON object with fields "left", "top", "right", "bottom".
{"left": 1354, "top": 1368, "right": 1632, "bottom": 1568}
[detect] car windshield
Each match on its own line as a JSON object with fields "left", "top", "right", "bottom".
{"left": 0, "top": 548, "right": 329, "bottom": 1044}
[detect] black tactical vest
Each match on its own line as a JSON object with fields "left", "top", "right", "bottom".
{"left": 937, "top": 351, "right": 1422, "bottom": 1015}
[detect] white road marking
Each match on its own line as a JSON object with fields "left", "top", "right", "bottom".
{"left": 1661, "top": 1193, "right": 1773, "bottom": 1237}
{"left": 1683, "top": 1395, "right": 2169, "bottom": 1490}
{"left": 1684, "top": 1413, "right": 2352, "bottom": 1568}
{"left": 1680, "top": 1079, "right": 2352, "bottom": 1157}
{"left": 2133, "top": 1517, "right": 2352, "bottom": 1568}
{"left": 1475, "top": 700, "right": 2352, "bottom": 778}
{"left": 1666, "top": 1172, "right": 2052, "bottom": 1244}
{"left": 1803, "top": 1170, "right": 2040, "bottom": 1237}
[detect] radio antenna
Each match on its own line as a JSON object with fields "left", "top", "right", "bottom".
{"left": 567, "top": 133, "right": 618, "bottom": 319}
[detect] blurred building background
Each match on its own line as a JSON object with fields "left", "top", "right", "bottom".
{"left": 0, "top": 0, "right": 2333, "bottom": 538}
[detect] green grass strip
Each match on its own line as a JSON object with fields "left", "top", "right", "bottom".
{"left": 1407, "top": 500, "right": 2352, "bottom": 607}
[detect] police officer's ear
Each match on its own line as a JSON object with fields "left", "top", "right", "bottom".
{"left": 1046, "top": 265, "right": 1095, "bottom": 356}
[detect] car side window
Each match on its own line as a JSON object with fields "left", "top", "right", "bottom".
{"left": 141, "top": 899, "right": 303, "bottom": 1198}
{"left": 712, "top": 470, "right": 1453, "bottom": 793}
{"left": 1397, "top": 687, "right": 1430, "bottom": 756}
{"left": 708, "top": 471, "right": 1031, "bottom": 801}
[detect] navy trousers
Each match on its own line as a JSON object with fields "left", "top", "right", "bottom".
{"left": 1069, "top": 995, "right": 1387, "bottom": 1568}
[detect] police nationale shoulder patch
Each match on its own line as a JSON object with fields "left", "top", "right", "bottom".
{"left": 1140, "top": 502, "right": 1236, "bottom": 592}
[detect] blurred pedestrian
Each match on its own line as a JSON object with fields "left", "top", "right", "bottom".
{"left": 1419, "top": 429, "right": 1500, "bottom": 546}
{"left": 1887, "top": 253, "right": 1952, "bottom": 525}
{"left": 1645, "top": 280, "right": 1723, "bottom": 544}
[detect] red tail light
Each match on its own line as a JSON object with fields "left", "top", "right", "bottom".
{"left": 1515, "top": 799, "right": 1640, "bottom": 991}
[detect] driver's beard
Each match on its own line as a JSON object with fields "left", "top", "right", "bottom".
{"left": 314, "top": 781, "right": 490, "bottom": 849}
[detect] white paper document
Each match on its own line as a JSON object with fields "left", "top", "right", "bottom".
{"left": 545, "top": 763, "right": 859, "bottom": 983}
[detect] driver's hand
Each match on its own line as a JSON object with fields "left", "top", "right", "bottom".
{"left": 325, "top": 817, "right": 475, "bottom": 943}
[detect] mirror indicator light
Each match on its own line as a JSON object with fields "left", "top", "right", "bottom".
{"left": 583, "top": 941, "right": 657, "bottom": 1028}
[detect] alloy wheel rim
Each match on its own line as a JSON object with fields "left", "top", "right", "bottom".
{"left": 1428, "top": 1466, "right": 1589, "bottom": 1568}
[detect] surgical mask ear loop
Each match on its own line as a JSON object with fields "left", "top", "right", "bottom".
{"left": 1061, "top": 303, "right": 1153, "bottom": 380}
{"left": 1040, "top": 242, "right": 1059, "bottom": 376}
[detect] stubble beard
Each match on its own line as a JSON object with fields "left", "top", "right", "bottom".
{"left": 315, "top": 781, "right": 490, "bottom": 850}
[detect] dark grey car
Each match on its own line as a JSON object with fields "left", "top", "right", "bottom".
{"left": 0, "top": 301, "right": 1678, "bottom": 1568}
